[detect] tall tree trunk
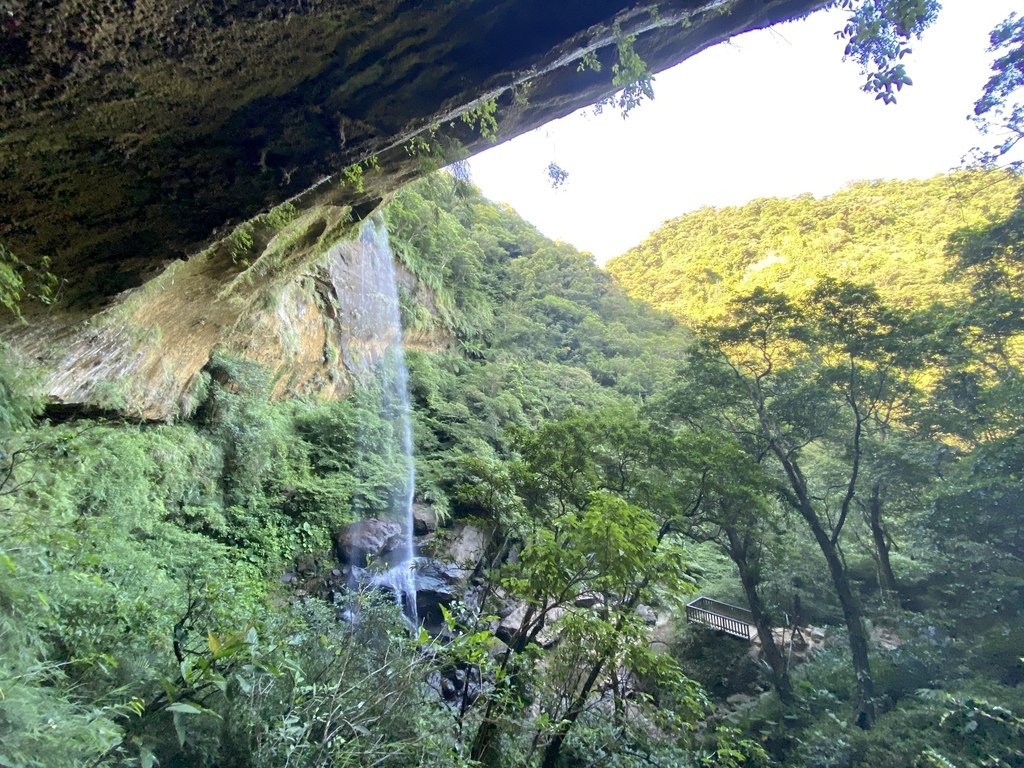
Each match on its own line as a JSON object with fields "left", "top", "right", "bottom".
{"left": 797, "top": 494, "right": 875, "bottom": 727}
{"left": 869, "top": 479, "right": 898, "bottom": 593}
{"left": 775, "top": 450, "right": 876, "bottom": 727}
{"left": 818, "top": 530, "right": 875, "bottom": 727}
{"left": 726, "top": 528, "right": 793, "bottom": 703}
{"left": 540, "top": 659, "right": 606, "bottom": 768}
{"left": 470, "top": 602, "right": 541, "bottom": 765}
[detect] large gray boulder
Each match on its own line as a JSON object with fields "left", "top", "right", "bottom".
{"left": 412, "top": 501, "right": 438, "bottom": 536}
{"left": 334, "top": 519, "right": 402, "bottom": 566}
{"left": 496, "top": 600, "right": 564, "bottom": 648}
{"left": 444, "top": 523, "right": 489, "bottom": 569}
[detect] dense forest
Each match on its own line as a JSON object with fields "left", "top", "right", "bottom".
{"left": 607, "top": 172, "right": 1024, "bottom": 323}
{"left": 2, "top": 168, "right": 1023, "bottom": 768}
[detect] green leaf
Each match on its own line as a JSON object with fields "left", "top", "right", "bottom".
{"left": 167, "top": 701, "right": 204, "bottom": 715}
{"left": 172, "top": 711, "right": 187, "bottom": 748}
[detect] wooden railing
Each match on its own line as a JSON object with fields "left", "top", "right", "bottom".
{"left": 685, "top": 597, "right": 753, "bottom": 640}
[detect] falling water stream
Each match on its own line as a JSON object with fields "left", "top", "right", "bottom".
{"left": 329, "top": 216, "right": 418, "bottom": 623}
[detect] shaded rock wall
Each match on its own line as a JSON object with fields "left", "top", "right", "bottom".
{"left": 1, "top": 0, "right": 830, "bottom": 414}
{"left": 10, "top": 197, "right": 452, "bottom": 420}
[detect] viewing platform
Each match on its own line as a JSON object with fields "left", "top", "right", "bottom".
{"left": 685, "top": 596, "right": 754, "bottom": 640}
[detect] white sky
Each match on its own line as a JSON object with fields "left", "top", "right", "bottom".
{"left": 469, "top": 0, "right": 1021, "bottom": 264}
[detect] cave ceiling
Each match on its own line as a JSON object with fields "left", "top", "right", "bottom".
{"left": 1, "top": 0, "right": 830, "bottom": 311}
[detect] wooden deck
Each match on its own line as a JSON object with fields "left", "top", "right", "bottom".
{"left": 685, "top": 596, "right": 754, "bottom": 640}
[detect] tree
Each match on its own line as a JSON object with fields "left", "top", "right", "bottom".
{"left": 673, "top": 432, "right": 796, "bottom": 703}
{"left": 971, "top": 12, "right": 1024, "bottom": 168}
{"left": 468, "top": 410, "right": 699, "bottom": 767}
{"left": 679, "top": 280, "right": 934, "bottom": 726}
{"left": 837, "top": 0, "right": 941, "bottom": 104}
{"left": 706, "top": 285, "right": 876, "bottom": 726}
{"left": 922, "top": 172, "right": 1024, "bottom": 593}
{"left": 805, "top": 279, "right": 942, "bottom": 593}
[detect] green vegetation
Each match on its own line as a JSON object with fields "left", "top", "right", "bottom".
{"left": 972, "top": 9, "right": 1024, "bottom": 167}
{"left": 607, "top": 168, "right": 1024, "bottom": 764}
{"left": 837, "top": 0, "right": 940, "bottom": 104}
{"left": 607, "top": 172, "right": 1024, "bottom": 324}
{"left": 3, "top": 164, "right": 1024, "bottom": 766}
{"left": 228, "top": 202, "right": 300, "bottom": 265}
{"left": 0, "top": 175, "right": 702, "bottom": 766}
{"left": 460, "top": 99, "right": 500, "bottom": 142}
{"left": 3, "top": 2, "right": 1023, "bottom": 764}
{"left": 0, "top": 243, "right": 59, "bottom": 321}
{"left": 599, "top": 27, "right": 655, "bottom": 118}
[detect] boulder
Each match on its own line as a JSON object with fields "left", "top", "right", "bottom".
{"left": 536, "top": 608, "right": 565, "bottom": 648}
{"left": 575, "top": 591, "right": 604, "bottom": 610}
{"left": 496, "top": 601, "right": 529, "bottom": 645}
{"left": 334, "top": 519, "right": 402, "bottom": 565}
{"left": 412, "top": 559, "right": 472, "bottom": 631}
{"left": 726, "top": 693, "right": 757, "bottom": 707}
{"left": 489, "top": 639, "right": 510, "bottom": 660}
{"left": 636, "top": 604, "right": 658, "bottom": 625}
{"left": 440, "top": 676, "right": 458, "bottom": 700}
{"left": 442, "top": 523, "right": 490, "bottom": 570}
{"left": 412, "top": 501, "right": 438, "bottom": 535}
{"left": 496, "top": 601, "right": 563, "bottom": 648}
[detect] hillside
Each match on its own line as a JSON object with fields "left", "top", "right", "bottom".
{"left": 2, "top": 170, "right": 1023, "bottom": 768}
{"left": 0, "top": 175, "right": 696, "bottom": 767}
{"left": 606, "top": 171, "right": 1024, "bottom": 325}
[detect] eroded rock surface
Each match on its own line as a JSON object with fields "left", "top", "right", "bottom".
{"left": 442, "top": 522, "right": 490, "bottom": 569}
{"left": 412, "top": 501, "right": 438, "bottom": 536}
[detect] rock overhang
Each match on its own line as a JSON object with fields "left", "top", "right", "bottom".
{"left": 1, "top": 0, "right": 833, "bottom": 419}
{"left": 1, "top": 0, "right": 830, "bottom": 310}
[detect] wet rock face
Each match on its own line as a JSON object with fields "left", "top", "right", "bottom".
{"left": 413, "top": 522, "right": 490, "bottom": 629}
{"left": 413, "top": 559, "right": 471, "bottom": 629}
{"left": 334, "top": 518, "right": 403, "bottom": 565}
{"left": 412, "top": 501, "right": 438, "bottom": 536}
{"left": 1, "top": 0, "right": 828, "bottom": 310}
{"left": 443, "top": 523, "right": 489, "bottom": 569}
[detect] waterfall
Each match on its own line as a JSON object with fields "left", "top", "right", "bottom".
{"left": 329, "top": 216, "right": 418, "bottom": 624}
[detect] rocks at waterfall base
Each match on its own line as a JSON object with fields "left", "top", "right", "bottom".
{"left": 316, "top": 516, "right": 494, "bottom": 631}
{"left": 301, "top": 517, "right": 657, "bottom": 652}
{"left": 293, "top": 518, "right": 575, "bottom": 642}
{"left": 441, "top": 523, "right": 489, "bottom": 569}
{"left": 427, "top": 665, "right": 484, "bottom": 706}
{"left": 414, "top": 522, "right": 491, "bottom": 628}
{"left": 334, "top": 518, "right": 402, "bottom": 565}
{"left": 496, "top": 601, "right": 564, "bottom": 648}
{"left": 412, "top": 501, "right": 438, "bottom": 535}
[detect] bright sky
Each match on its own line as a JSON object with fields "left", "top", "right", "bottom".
{"left": 469, "top": 0, "right": 1020, "bottom": 264}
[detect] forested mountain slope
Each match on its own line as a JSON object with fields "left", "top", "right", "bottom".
{"left": 602, "top": 168, "right": 1024, "bottom": 764}
{"left": 607, "top": 171, "right": 1024, "bottom": 324}
{"left": 2, "top": 170, "right": 1023, "bottom": 768}
{"left": 0, "top": 175, "right": 697, "bottom": 767}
